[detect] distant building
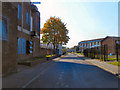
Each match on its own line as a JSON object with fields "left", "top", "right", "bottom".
{"left": 40, "top": 41, "right": 54, "bottom": 49}
{"left": 78, "top": 38, "right": 103, "bottom": 53}
{"left": 101, "top": 36, "right": 120, "bottom": 55}
{"left": 40, "top": 41, "right": 62, "bottom": 55}
{"left": 66, "top": 49, "right": 76, "bottom": 52}
{"left": 78, "top": 36, "right": 120, "bottom": 55}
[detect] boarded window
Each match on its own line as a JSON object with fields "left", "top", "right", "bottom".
{"left": 18, "top": 38, "right": 21, "bottom": 54}
{"left": 18, "top": 4, "right": 21, "bottom": 19}
{"left": 0, "top": 17, "right": 8, "bottom": 41}
{"left": 30, "top": 16, "right": 33, "bottom": 31}
{"left": 34, "top": 17, "right": 36, "bottom": 29}
{"left": 26, "top": 11, "right": 30, "bottom": 25}
{"left": 38, "top": 22, "right": 40, "bottom": 32}
{"left": 22, "top": 38, "right": 26, "bottom": 54}
{"left": 18, "top": 38, "right": 26, "bottom": 54}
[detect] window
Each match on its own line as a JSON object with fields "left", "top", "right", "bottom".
{"left": 94, "top": 42, "right": 96, "bottom": 45}
{"left": 34, "top": 17, "right": 36, "bottom": 29}
{"left": 18, "top": 38, "right": 26, "bottom": 54}
{"left": 26, "top": 11, "right": 30, "bottom": 25}
{"left": 99, "top": 42, "right": 101, "bottom": 46}
{"left": 18, "top": 4, "right": 21, "bottom": 19}
{"left": 30, "top": 16, "right": 33, "bottom": 31}
{"left": 30, "top": 41, "right": 33, "bottom": 54}
{"left": 38, "top": 22, "right": 40, "bottom": 32}
{"left": 18, "top": 38, "right": 21, "bottom": 54}
{"left": 0, "top": 17, "right": 8, "bottom": 41}
{"left": 22, "top": 38, "right": 26, "bottom": 54}
{"left": 26, "top": 40, "right": 33, "bottom": 54}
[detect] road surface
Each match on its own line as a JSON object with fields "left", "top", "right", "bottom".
{"left": 23, "top": 53, "right": 119, "bottom": 88}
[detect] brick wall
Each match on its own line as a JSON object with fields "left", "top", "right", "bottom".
{"left": 2, "top": 2, "right": 18, "bottom": 75}
{"left": 102, "top": 38, "right": 116, "bottom": 55}
{"left": 2, "top": 2, "right": 41, "bottom": 76}
{"left": 17, "top": 2, "right": 40, "bottom": 61}
{"left": 40, "top": 48, "right": 47, "bottom": 55}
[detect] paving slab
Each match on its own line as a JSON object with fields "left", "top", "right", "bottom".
{"left": 74, "top": 53, "right": 120, "bottom": 77}
{"left": 85, "top": 59, "right": 120, "bottom": 76}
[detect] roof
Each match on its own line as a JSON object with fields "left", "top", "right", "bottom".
{"left": 101, "top": 36, "right": 120, "bottom": 42}
{"left": 79, "top": 36, "right": 120, "bottom": 44}
{"left": 80, "top": 38, "right": 104, "bottom": 43}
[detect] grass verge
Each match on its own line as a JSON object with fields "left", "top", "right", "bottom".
{"left": 108, "top": 61, "right": 120, "bottom": 67}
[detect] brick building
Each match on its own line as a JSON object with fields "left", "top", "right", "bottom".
{"left": 1, "top": 2, "right": 40, "bottom": 75}
{"left": 101, "top": 36, "right": 120, "bottom": 55}
{"left": 78, "top": 38, "right": 103, "bottom": 53}
{"left": 78, "top": 36, "right": 120, "bottom": 55}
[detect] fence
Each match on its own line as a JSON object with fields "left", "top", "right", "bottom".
{"left": 83, "top": 44, "right": 120, "bottom": 61}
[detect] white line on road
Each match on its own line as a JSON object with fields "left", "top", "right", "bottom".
{"left": 21, "top": 63, "right": 56, "bottom": 88}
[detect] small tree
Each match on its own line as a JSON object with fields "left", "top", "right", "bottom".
{"left": 41, "top": 16, "right": 70, "bottom": 54}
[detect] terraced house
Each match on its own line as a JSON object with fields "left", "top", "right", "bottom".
{"left": 78, "top": 38, "right": 103, "bottom": 53}
{"left": 78, "top": 36, "right": 120, "bottom": 55}
{"left": 1, "top": 1, "right": 40, "bottom": 75}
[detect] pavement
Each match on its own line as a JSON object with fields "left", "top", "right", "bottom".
{"left": 75, "top": 53, "right": 120, "bottom": 77}
{"left": 2, "top": 53, "right": 119, "bottom": 88}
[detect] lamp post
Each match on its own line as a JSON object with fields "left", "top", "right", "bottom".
{"left": 116, "top": 41, "right": 120, "bottom": 61}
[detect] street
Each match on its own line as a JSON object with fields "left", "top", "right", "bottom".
{"left": 20, "top": 53, "right": 119, "bottom": 88}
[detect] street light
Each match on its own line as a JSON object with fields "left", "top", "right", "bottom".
{"left": 116, "top": 40, "right": 120, "bottom": 61}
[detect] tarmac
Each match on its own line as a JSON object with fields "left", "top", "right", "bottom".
{"left": 75, "top": 53, "right": 120, "bottom": 77}
{"left": 2, "top": 53, "right": 119, "bottom": 88}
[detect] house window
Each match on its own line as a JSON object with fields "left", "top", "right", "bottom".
{"left": 18, "top": 38, "right": 21, "bottom": 54}
{"left": 22, "top": 38, "right": 26, "bottom": 54}
{"left": 0, "top": 17, "right": 8, "bottom": 41}
{"left": 30, "top": 41, "right": 33, "bottom": 54}
{"left": 99, "top": 42, "right": 101, "bottom": 46}
{"left": 18, "top": 38, "right": 26, "bottom": 54}
{"left": 26, "top": 11, "right": 30, "bottom": 25}
{"left": 38, "top": 22, "right": 40, "bottom": 33}
{"left": 18, "top": 4, "right": 21, "bottom": 19}
{"left": 94, "top": 42, "right": 96, "bottom": 45}
{"left": 34, "top": 17, "right": 36, "bottom": 29}
{"left": 30, "top": 16, "right": 33, "bottom": 31}
{"left": 26, "top": 40, "right": 33, "bottom": 54}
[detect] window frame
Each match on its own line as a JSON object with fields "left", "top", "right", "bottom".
{"left": 18, "top": 4, "right": 22, "bottom": 19}
{"left": 26, "top": 11, "right": 30, "bottom": 25}
{"left": 0, "top": 16, "right": 8, "bottom": 41}
{"left": 18, "top": 38, "right": 26, "bottom": 54}
{"left": 38, "top": 21, "right": 40, "bottom": 33}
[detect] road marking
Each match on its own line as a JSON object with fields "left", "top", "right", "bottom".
{"left": 21, "top": 63, "right": 56, "bottom": 88}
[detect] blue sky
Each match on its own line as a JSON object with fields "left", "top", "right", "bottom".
{"left": 32, "top": 0, "right": 118, "bottom": 48}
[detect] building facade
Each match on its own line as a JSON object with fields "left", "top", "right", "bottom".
{"left": 66, "top": 49, "right": 76, "bottom": 52}
{"left": 40, "top": 41, "right": 63, "bottom": 55}
{"left": 78, "top": 36, "right": 120, "bottom": 55}
{"left": 1, "top": 2, "right": 40, "bottom": 75}
{"left": 78, "top": 38, "right": 103, "bottom": 53}
{"left": 102, "top": 36, "right": 120, "bottom": 55}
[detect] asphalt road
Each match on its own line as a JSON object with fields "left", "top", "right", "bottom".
{"left": 24, "top": 53, "right": 119, "bottom": 88}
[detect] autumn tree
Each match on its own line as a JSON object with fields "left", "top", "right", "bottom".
{"left": 41, "top": 16, "right": 70, "bottom": 53}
